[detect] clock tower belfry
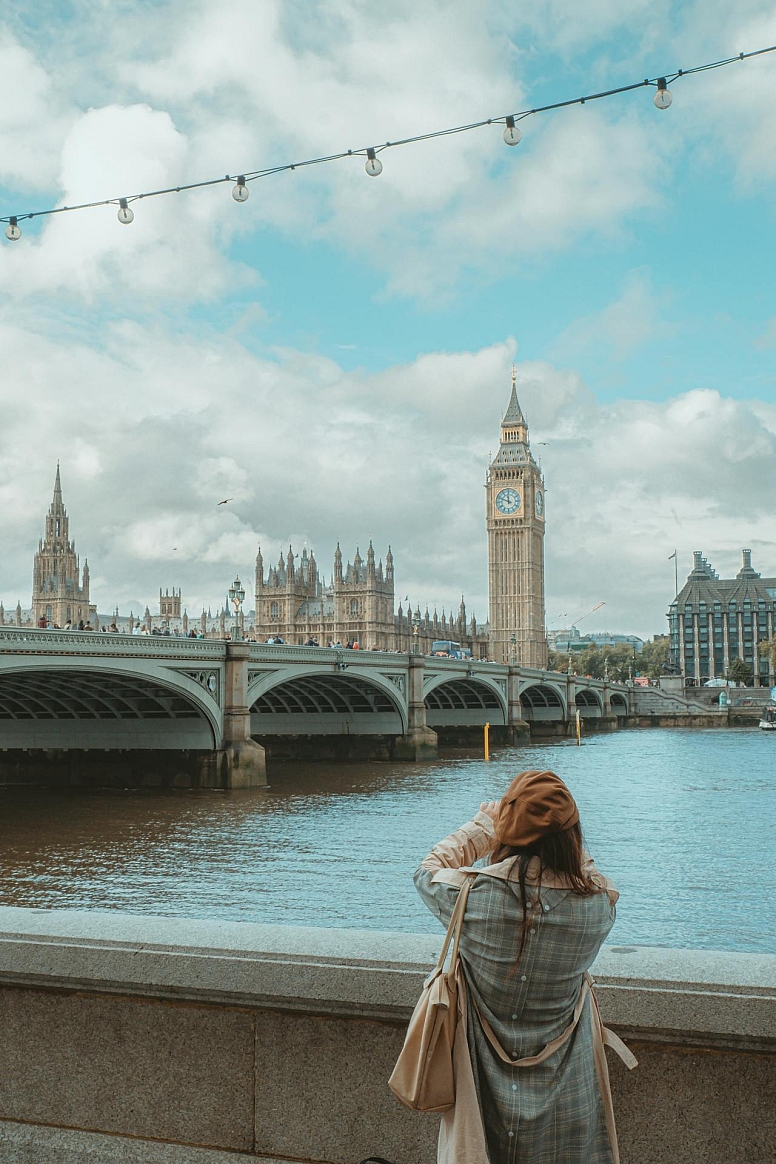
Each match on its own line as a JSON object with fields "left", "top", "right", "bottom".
{"left": 486, "top": 368, "right": 547, "bottom": 667}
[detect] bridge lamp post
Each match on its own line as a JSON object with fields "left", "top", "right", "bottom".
{"left": 228, "top": 576, "right": 245, "bottom": 641}
{"left": 412, "top": 610, "right": 421, "bottom": 655}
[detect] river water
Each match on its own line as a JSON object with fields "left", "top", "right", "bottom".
{"left": 1, "top": 729, "right": 774, "bottom": 952}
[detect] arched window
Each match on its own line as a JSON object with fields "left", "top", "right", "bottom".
{"left": 350, "top": 599, "right": 359, "bottom": 616}
{"left": 270, "top": 602, "right": 279, "bottom": 619}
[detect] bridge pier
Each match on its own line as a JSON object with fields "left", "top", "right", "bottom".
{"left": 204, "top": 641, "right": 267, "bottom": 789}
{"left": 507, "top": 667, "right": 531, "bottom": 741}
{"left": 394, "top": 655, "right": 438, "bottom": 761}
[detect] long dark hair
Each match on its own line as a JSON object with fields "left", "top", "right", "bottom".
{"left": 491, "top": 821, "right": 600, "bottom": 974}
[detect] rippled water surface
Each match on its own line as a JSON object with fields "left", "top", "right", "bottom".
{"left": 1, "top": 729, "right": 774, "bottom": 951}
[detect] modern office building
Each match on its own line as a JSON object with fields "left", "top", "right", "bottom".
{"left": 669, "top": 550, "right": 775, "bottom": 685}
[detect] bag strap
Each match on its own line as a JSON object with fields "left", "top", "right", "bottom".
{"left": 434, "top": 872, "right": 476, "bottom": 973}
{"left": 470, "top": 972, "right": 639, "bottom": 1070}
{"left": 472, "top": 974, "right": 592, "bottom": 1065}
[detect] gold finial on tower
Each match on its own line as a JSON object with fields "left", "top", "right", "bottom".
{"left": 511, "top": 363, "right": 516, "bottom": 387}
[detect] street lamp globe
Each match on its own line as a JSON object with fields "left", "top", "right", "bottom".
{"left": 228, "top": 576, "right": 245, "bottom": 639}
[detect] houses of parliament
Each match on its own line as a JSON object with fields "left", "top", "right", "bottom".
{"left": 0, "top": 373, "right": 549, "bottom": 665}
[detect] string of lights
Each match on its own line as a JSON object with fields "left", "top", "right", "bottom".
{"left": 3, "top": 43, "right": 775, "bottom": 241}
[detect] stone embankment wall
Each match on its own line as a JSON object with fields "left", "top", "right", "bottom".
{"left": 0, "top": 909, "right": 773, "bottom": 1164}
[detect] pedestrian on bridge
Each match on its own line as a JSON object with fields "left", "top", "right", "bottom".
{"left": 409, "top": 769, "right": 636, "bottom": 1164}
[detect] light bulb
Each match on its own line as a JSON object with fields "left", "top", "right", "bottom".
{"left": 232, "top": 176, "right": 249, "bottom": 202}
{"left": 653, "top": 78, "right": 673, "bottom": 110}
{"left": 5, "top": 216, "right": 21, "bottom": 241}
{"left": 117, "top": 198, "right": 134, "bottom": 225}
{"left": 503, "top": 115, "right": 522, "bottom": 146}
{"left": 365, "top": 147, "right": 383, "bottom": 177}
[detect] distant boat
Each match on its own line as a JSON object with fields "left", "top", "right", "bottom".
{"left": 758, "top": 702, "right": 776, "bottom": 731}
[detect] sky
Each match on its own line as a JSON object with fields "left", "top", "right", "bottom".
{"left": 1, "top": 0, "right": 775, "bottom": 638}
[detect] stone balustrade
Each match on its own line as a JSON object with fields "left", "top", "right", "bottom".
{"left": 0, "top": 907, "right": 773, "bottom": 1164}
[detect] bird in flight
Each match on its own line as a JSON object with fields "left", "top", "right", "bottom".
{"left": 217, "top": 498, "right": 233, "bottom": 506}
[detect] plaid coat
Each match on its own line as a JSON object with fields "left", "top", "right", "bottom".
{"left": 414, "top": 811, "right": 627, "bottom": 1164}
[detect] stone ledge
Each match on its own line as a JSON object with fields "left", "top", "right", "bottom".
{"left": 0, "top": 907, "right": 774, "bottom": 1049}
{"left": 0, "top": 1121, "right": 286, "bottom": 1164}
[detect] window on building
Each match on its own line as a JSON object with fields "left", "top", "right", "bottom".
{"left": 350, "top": 599, "right": 360, "bottom": 616}
{"left": 270, "top": 602, "right": 279, "bottom": 619}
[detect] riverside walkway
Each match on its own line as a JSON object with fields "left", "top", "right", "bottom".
{"left": 0, "top": 906, "right": 772, "bottom": 1164}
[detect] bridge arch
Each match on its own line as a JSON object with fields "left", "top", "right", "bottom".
{"left": 249, "top": 666, "right": 407, "bottom": 735}
{"left": 574, "top": 688, "right": 603, "bottom": 718}
{"left": 423, "top": 677, "right": 506, "bottom": 727}
{"left": 519, "top": 682, "right": 567, "bottom": 722}
{"left": 0, "top": 659, "right": 220, "bottom": 749}
{"left": 610, "top": 691, "right": 628, "bottom": 716}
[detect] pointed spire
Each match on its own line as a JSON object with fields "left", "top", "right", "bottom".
{"left": 502, "top": 366, "right": 526, "bottom": 428}
{"left": 53, "top": 462, "right": 63, "bottom": 506}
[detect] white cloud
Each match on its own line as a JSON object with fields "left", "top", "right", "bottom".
{"left": 551, "top": 270, "right": 672, "bottom": 362}
{"left": 0, "top": 32, "right": 73, "bottom": 188}
{"left": 1, "top": 317, "right": 774, "bottom": 635}
{"left": 0, "top": 1, "right": 675, "bottom": 303}
{"left": 0, "top": 102, "right": 258, "bottom": 302}
{"left": 1, "top": 1, "right": 774, "bottom": 640}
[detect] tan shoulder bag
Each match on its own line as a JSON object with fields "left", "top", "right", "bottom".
{"left": 388, "top": 875, "right": 475, "bottom": 1113}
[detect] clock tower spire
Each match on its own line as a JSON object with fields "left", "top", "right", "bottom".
{"left": 486, "top": 369, "right": 547, "bottom": 667}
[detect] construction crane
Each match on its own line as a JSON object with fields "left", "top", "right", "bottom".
{"left": 559, "top": 601, "right": 605, "bottom": 654}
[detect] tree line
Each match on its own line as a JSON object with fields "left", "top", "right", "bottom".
{"left": 547, "top": 638, "right": 670, "bottom": 683}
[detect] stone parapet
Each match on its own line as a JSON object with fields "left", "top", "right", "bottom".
{"left": 0, "top": 908, "right": 774, "bottom": 1164}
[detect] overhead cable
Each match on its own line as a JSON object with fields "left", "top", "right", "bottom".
{"left": 3, "top": 44, "right": 775, "bottom": 240}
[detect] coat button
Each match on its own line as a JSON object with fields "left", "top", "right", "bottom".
{"left": 543, "top": 904, "right": 550, "bottom": 912}
{"left": 520, "top": 974, "right": 527, "bottom": 981}
{"left": 530, "top": 928, "right": 537, "bottom": 935}
{"left": 508, "top": 1130, "right": 514, "bottom": 1136}
{"left": 512, "top": 1083, "right": 518, "bottom": 1091}
{"left": 511, "top": 1012, "right": 517, "bottom": 1019}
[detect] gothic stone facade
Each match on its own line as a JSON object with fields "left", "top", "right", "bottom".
{"left": 31, "top": 466, "right": 91, "bottom": 627}
{"left": 160, "top": 588, "right": 182, "bottom": 619}
{"left": 486, "top": 371, "right": 548, "bottom": 667}
{"left": 254, "top": 543, "right": 489, "bottom": 655}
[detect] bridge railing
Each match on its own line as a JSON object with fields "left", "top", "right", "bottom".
{"left": 0, "top": 627, "right": 227, "bottom": 659}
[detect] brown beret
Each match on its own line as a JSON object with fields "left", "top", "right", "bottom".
{"left": 494, "top": 769, "right": 580, "bottom": 848}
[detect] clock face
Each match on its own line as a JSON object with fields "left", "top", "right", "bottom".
{"left": 535, "top": 490, "right": 544, "bottom": 517}
{"left": 496, "top": 488, "right": 521, "bottom": 515}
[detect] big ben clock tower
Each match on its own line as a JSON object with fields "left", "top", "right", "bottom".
{"left": 486, "top": 368, "right": 547, "bottom": 667}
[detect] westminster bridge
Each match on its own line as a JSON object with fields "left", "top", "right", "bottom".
{"left": 0, "top": 628, "right": 711, "bottom": 787}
